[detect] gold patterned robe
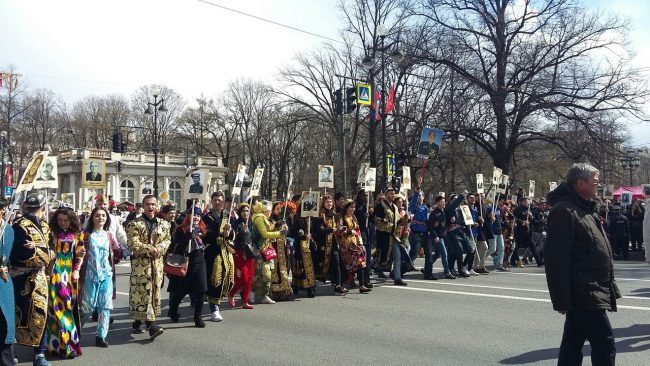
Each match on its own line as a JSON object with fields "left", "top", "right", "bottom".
{"left": 126, "top": 216, "right": 171, "bottom": 321}
{"left": 10, "top": 214, "right": 51, "bottom": 346}
{"left": 202, "top": 208, "right": 235, "bottom": 305}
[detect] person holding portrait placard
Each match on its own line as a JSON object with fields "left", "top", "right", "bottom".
{"left": 202, "top": 191, "right": 235, "bottom": 320}
{"left": 313, "top": 194, "right": 345, "bottom": 292}
{"left": 290, "top": 202, "right": 317, "bottom": 298}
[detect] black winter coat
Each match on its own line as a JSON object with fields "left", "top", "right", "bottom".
{"left": 545, "top": 182, "right": 621, "bottom": 312}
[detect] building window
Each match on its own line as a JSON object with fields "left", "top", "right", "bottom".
{"left": 169, "top": 180, "right": 182, "bottom": 207}
{"left": 120, "top": 179, "right": 136, "bottom": 203}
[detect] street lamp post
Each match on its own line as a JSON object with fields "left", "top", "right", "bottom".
{"left": 619, "top": 149, "right": 641, "bottom": 186}
{"left": 144, "top": 87, "right": 168, "bottom": 201}
{"left": 361, "top": 24, "right": 404, "bottom": 190}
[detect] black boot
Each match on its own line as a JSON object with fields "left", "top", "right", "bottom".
{"left": 194, "top": 297, "right": 205, "bottom": 328}
{"left": 168, "top": 293, "right": 181, "bottom": 322}
{"left": 95, "top": 337, "right": 109, "bottom": 348}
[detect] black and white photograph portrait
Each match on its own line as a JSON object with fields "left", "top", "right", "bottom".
{"left": 318, "top": 165, "right": 334, "bottom": 188}
{"left": 301, "top": 191, "right": 320, "bottom": 217}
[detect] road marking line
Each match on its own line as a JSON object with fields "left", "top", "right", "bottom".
{"left": 384, "top": 286, "right": 650, "bottom": 311}
{"left": 404, "top": 279, "right": 650, "bottom": 300}
{"left": 493, "top": 271, "right": 650, "bottom": 282}
{"left": 116, "top": 291, "right": 129, "bottom": 296}
{"left": 406, "top": 279, "right": 549, "bottom": 293}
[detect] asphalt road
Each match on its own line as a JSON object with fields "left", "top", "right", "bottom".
{"left": 14, "top": 259, "right": 650, "bottom": 366}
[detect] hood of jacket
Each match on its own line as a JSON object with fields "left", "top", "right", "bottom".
{"left": 547, "top": 182, "right": 596, "bottom": 213}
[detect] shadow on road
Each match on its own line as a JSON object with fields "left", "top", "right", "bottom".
{"left": 499, "top": 324, "right": 650, "bottom": 364}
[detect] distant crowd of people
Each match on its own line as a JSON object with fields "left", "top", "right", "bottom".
{"left": 0, "top": 163, "right": 647, "bottom": 366}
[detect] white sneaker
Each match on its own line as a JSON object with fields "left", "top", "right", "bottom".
{"left": 469, "top": 269, "right": 479, "bottom": 276}
{"left": 259, "top": 296, "right": 276, "bottom": 304}
{"left": 461, "top": 266, "right": 468, "bottom": 273}
{"left": 210, "top": 309, "right": 223, "bottom": 322}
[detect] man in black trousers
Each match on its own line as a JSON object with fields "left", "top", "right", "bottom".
{"left": 545, "top": 163, "right": 621, "bottom": 366}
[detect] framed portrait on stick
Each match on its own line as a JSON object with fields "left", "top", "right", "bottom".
{"left": 460, "top": 205, "right": 474, "bottom": 225}
{"left": 476, "top": 174, "right": 484, "bottom": 194}
{"left": 60, "top": 193, "right": 75, "bottom": 209}
{"left": 621, "top": 192, "right": 632, "bottom": 206}
{"left": 364, "top": 168, "right": 376, "bottom": 193}
{"left": 249, "top": 167, "right": 264, "bottom": 197}
{"left": 81, "top": 159, "right": 106, "bottom": 189}
{"left": 492, "top": 167, "right": 502, "bottom": 186}
{"left": 549, "top": 181, "right": 558, "bottom": 192}
{"left": 402, "top": 166, "right": 411, "bottom": 190}
{"left": 185, "top": 169, "right": 207, "bottom": 199}
{"left": 416, "top": 127, "right": 444, "bottom": 160}
{"left": 318, "top": 165, "right": 334, "bottom": 188}
{"left": 301, "top": 191, "right": 320, "bottom": 218}
{"left": 33, "top": 155, "right": 58, "bottom": 189}
{"left": 528, "top": 180, "right": 535, "bottom": 198}
{"left": 497, "top": 174, "right": 509, "bottom": 194}
{"left": 357, "top": 162, "right": 370, "bottom": 184}
{"left": 603, "top": 184, "right": 614, "bottom": 199}
{"left": 16, "top": 151, "right": 48, "bottom": 193}
{"left": 232, "top": 164, "right": 246, "bottom": 196}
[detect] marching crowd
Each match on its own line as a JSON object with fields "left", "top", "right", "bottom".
{"left": 0, "top": 172, "right": 646, "bottom": 366}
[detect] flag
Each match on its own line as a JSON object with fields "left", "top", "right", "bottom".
{"left": 5, "top": 163, "right": 12, "bottom": 187}
{"left": 385, "top": 85, "right": 395, "bottom": 114}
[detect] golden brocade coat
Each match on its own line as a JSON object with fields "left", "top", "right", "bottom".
{"left": 10, "top": 214, "right": 51, "bottom": 347}
{"left": 126, "top": 216, "right": 171, "bottom": 321}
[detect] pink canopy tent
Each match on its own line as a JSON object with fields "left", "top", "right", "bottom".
{"left": 613, "top": 186, "right": 646, "bottom": 200}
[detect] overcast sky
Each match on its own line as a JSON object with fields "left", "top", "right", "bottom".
{"left": 1, "top": 0, "right": 648, "bottom": 146}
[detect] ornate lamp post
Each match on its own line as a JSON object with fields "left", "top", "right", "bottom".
{"left": 144, "top": 87, "right": 168, "bottom": 200}
{"left": 361, "top": 24, "right": 404, "bottom": 189}
{"left": 619, "top": 149, "right": 641, "bottom": 186}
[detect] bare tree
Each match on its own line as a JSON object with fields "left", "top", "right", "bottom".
{"left": 406, "top": 0, "right": 649, "bottom": 173}
{"left": 130, "top": 85, "right": 186, "bottom": 154}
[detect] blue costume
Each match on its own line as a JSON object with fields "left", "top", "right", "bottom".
{"left": 0, "top": 224, "right": 15, "bottom": 363}
{"left": 80, "top": 231, "right": 118, "bottom": 340}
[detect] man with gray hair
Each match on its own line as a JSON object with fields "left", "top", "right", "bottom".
{"left": 545, "top": 163, "right": 620, "bottom": 366}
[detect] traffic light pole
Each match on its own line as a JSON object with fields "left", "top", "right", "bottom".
{"left": 339, "top": 113, "right": 347, "bottom": 196}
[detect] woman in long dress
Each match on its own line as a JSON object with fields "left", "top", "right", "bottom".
{"left": 336, "top": 200, "right": 371, "bottom": 294}
{"left": 45, "top": 208, "right": 84, "bottom": 358}
{"left": 313, "top": 195, "right": 346, "bottom": 293}
{"left": 79, "top": 207, "right": 122, "bottom": 348}
{"left": 290, "top": 205, "right": 316, "bottom": 297}
{"left": 269, "top": 202, "right": 293, "bottom": 301}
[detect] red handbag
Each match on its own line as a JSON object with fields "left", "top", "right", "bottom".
{"left": 260, "top": 246, "right": 277, "bottom": 261}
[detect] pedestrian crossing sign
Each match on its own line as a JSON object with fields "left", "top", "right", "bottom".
{"left": 357, "top": 83, "right": 372, "bottom": 105}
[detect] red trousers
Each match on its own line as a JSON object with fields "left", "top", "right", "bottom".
{"left": 229, "top": 251, "right": 255, "bottom": 304}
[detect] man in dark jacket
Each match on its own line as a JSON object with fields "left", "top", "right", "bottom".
{"left": 428, "top": 195, "right": 455, "bottom": 279}
{"left": 512, "top": 197, "right": 543, "bottom": 266}
{"left": 607, "top": 206, "right": 630, "bottom": 260}
{"left": 545, "top": 163, "right": 621, "bottom": 366}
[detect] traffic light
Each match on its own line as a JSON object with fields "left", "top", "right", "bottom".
{"left": 334, "top": 89, "right": 343, "bottom": 115}
{"left": 112, "top": 132, "right": 122, "bottom": 153}
{"left": 345, "top": 87, "right": 357, "bottom": 114}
